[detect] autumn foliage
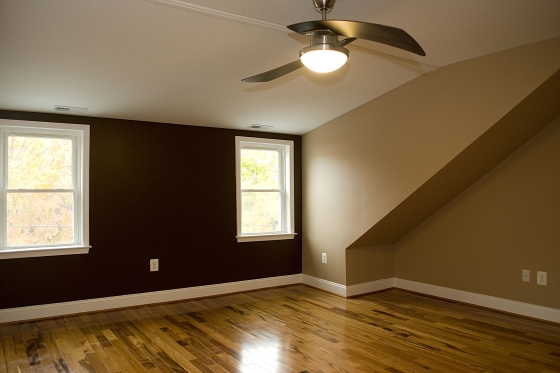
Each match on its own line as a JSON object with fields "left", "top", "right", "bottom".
{"left": 6, "top": 136, "right": 74, "bottom": 247}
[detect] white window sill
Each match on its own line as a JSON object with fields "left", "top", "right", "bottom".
{"left": 236, "top": 233, "right": 297, "bottom": 243}
{"left": 0, "top": 245, "right": 91, "bottom": 260}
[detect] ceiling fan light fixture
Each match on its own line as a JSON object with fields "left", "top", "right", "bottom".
{"left": 300, "top": 43, "right": 348, "bottom": 73}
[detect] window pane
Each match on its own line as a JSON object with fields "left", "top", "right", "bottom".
{"left": 8, "top": 136, "right": 73, "bottom": 189}
{"left": 6, "top": 192, "right": 74, "bottom": 246}
{"left": 240, "top": 148, "right": 279, "bottom": 189}
{"left": 241, "top": 192, "right": 280, "bottom": 233}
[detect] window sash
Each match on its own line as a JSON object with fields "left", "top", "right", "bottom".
{"left": 240, "top": 145, "right": 286, "bottom": 233}
{"left": 240, "top": 190, "right": 284, "bottom": 234}
{"left": 3, "top": 132, "right": 79, "bottom": 189}
{"left": 4, "top": 189, "right": 78, "bottom": 248}
{"left": 240, "top": 146, "right": 283, "bottom": 191}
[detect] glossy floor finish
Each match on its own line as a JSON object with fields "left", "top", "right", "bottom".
{"left": 1, "top": 286, "right": 559, "bottom": 373}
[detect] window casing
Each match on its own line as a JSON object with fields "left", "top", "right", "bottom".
{"left": 0, "top": 119, "right": 90, "bottom": 259}
{"left": 235, "top": 137, "right": 296, "bottom": 242}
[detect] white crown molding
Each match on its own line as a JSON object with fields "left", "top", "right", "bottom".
{"left": 394, "top": 278, "right": 560, "bottom": 324}
{"left": 141, "top": 0, "right": 287, "bottom": 33}
{"left": 141, "top": 0, "right": 439, "bottom": 72}
{"left": 0, "top": 274, "right": 302, "bottom": 324}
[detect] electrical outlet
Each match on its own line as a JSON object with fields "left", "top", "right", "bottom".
{"left": 522, "top": 269, "right": 530, "bottom": 282}
{"left": 150, "top": 259, "right": 159, "bottom": 272}
{"left": 321, "top": 253, "right": 327, "bottom": 263}
{"left": 537, "top": 271, "right": 547, "bottom": 286}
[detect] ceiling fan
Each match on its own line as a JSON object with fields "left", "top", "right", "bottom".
{"left": 242, "top": 0, "right": 425, "bottom": 83}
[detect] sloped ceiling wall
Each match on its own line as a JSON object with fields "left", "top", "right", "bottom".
{"left": 394, "top": 115, "right": 560, "bottom": 309}
{"left": 302, "top": 37, "right": 560, "bottom": 286}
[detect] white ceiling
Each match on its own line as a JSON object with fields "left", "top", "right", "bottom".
{"left": 1, "top": 0, "right": 560, "bottom": 135}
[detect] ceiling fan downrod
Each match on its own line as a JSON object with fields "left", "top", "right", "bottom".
{"left": 313, "top": 0, "right": 335, "bottom": 20}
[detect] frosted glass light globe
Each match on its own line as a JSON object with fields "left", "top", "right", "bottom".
{"left": 300, "top": 49, "right": 348, "bottom": 73}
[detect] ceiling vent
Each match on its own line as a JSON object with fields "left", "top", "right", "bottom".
{"left": 53, "top": 105, "right": 88, "bottom": 114}
{"left": 248, "top": 124, "right": 273, "bottom": 130}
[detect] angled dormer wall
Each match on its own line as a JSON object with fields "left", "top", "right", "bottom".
{"left": 302, "top": 37, "right": 560, "bottom": 287}
{"left": 394, "top": 114, "right": 560, "bottom": 309}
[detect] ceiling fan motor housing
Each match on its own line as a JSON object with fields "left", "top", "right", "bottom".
{"left": 300, "top": 31, "right": 349, "bottom": 58}
{"left": 242, "top": 0, "right": 425, "bottom": 82}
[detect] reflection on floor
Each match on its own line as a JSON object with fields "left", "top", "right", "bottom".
{"left": 1, "top": 285, "right": 559, "bottom": 372}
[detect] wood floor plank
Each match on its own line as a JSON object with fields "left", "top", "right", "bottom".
{"left": 2, "top": 286, "right": 560, "bottom": 373}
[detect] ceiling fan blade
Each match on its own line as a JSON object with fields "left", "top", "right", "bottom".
{"left": 242, "top": 59, "right": 304, "bottom": 82}
{"left": 338, "top": 37, "right": 357, "bottom": 47}
{"left": 288, "top": 20, "right": 425, "bottom": 56}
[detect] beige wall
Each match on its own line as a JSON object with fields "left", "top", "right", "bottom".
{"left": 303, "top": 37, "right": 560, "bottom": 285}
{"left": 394, "top": 116, "right": 560, "bottom": 309}
{"left": 346, "top": 245, "right": 394, "bottom": 286}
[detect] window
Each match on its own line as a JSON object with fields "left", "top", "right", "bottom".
{"left": 0, "top": 119, "right": 90, "bottom": 259}
{"left": 235, "top": 137, "right": 296, "bottom": 242}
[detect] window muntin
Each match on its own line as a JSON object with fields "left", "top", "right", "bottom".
{"left": 0, "top": 120, "right": 90, "bottom": 259}
{"left": 235, "top": 137, "right": 295, "bottom": 242}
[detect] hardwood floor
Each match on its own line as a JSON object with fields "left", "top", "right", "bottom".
{"left": 1, "top": 285, "right": 559, "bottom": 373}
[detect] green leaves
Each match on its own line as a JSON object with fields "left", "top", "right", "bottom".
{"left": 240, "top": 148, "right": 281, "bottom": 234}
{"left": 240, "top": 148, "right": 279, "bottom": 190}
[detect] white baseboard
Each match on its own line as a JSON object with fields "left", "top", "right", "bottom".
{"left": 394, "top": 278, "right": 560, "bottom": 324}
{"left": 346, "top": 278, "right": 395, "bottom": 297}
{"left": 302, "top": 275, "right": 560, "bottom": 323}
{"left": 0, "top": 274, "right": 302, "bottom": 324}
{"left": 2, "top": 275, "right": 558, "bottom": 324}
{"left": 301, "top": 275, "right": 394, "bottom": 297}
{"left": 302, "top": 274, "right": 347, "bottom": 297}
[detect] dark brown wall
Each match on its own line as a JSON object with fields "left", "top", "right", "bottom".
{"left": 0, "top": 110, "right": 302, "bottom": 309}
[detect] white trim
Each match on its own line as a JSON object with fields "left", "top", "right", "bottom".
{"left": 394, "top": 278, "right": 560, "bottom": 324}
{"left": 142, "top": 0, "right": 288, "bottom": 33}
{"left": 237, "top": 233, "right": 297, "bottom": 242}
{"left": 2, "top": 275, "right": 558, "bottom": 324}
{"left": 0, "top": 274, "right": 302, "bottom": 323}
{"left": 235, "top": 137, "right": 295, "bottom": 242}
{"left": 301, "top": 275, "right": 395, "bottom": 297}
{"left": 302, "top": 274, "right": 347, "bottom": 297}
{"left": 0, "top": 120, "right": 90, "bottom": 259}
{"left": 346, "top": 278, "right": 395, "bottom": 297}
{"left": 301, "top": 275, "right": 560, "bottom": 323}
{"left": 0, "top": 245, "right": 90, "bottom": 260}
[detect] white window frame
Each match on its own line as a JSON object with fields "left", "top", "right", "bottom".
{"left": 235, "top": 136, "right": 296, "bottom": 242}
{"left": 0, "top": 119, "right": 90, "bottom": 260}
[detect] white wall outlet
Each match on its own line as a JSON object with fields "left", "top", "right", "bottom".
{"left": 321, "top": 253, "right": 327, "bottom": 263}
{"left": 522, "top": 269, "right": 530, "bottom": 282}
{"left": 537, "top": 271, "right": 547, "bottom": 285}
{"left": 150, "top": 259, "right": 159, "bottom": 272}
